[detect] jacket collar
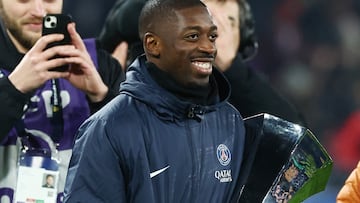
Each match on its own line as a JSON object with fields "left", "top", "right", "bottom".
{"left": 120, "top": 55, "right": 232, "bottom": 121}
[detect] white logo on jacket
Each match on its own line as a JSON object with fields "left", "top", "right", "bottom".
{"left": 215, "top": 169, "right": 232, "bottom": 183}
{"left": 215, "top": 144, "right": 232, "bottom": 183}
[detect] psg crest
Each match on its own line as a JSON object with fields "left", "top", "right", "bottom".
{"left": 217, "top": 144, "right": 231, "bottom": 166}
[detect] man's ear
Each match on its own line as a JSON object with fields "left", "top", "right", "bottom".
{"left": 144, "top": 33, "right": 161, "bottom": 57}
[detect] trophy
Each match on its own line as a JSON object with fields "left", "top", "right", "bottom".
{"left": 238, "top": 113, "right": 333, "bottom": 203}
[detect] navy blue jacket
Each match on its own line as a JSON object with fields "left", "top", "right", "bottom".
{"left": 64, "top": 55, "right": 246, "bottom": 203}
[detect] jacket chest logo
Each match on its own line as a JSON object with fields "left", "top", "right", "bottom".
{"left": 215, "top": 144, "right": 233, "bottom": 183}
{"left": 216, "top": 144, "right": 231, "bottom": 166}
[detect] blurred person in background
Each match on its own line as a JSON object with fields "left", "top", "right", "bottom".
{"left": 330, "top": 111, "right": 360, "bottom": 173}
{"left": 250, "top": 0, "right": 360, "bottom": 201}
{"left": 62, "top": 0, "right": 117, "bottom": 38}
{"left": 0, "top": 0, "right": 125, "bottom": 202}
{"left": 98, "top": 0, "right": 306, "bottom": 126}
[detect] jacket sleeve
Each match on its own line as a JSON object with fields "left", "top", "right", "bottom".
{"left": 64, "top": 118, "right": 127, "bottom": 202}
{"left": 87, "top": 47, "right": 126, "bottom": 114}
{"left": 337, "top": 161, "right": 360, "bottom": 203}
{"left": 0, "top": 76, "right": 30, "bottom": 140}
{"left": 223, "top": 54, "right": 306, "bottom": 126}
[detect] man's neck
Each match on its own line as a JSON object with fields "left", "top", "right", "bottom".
{"left": 146, "top": 62, "right": 219, "bottom": 105}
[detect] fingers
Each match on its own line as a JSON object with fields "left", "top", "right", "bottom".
{"left": 17, "top": 37, "right": 72, "bottom": 78}
{"left": 67, "top": 23, "right": 87, "bottom": 51}
{"left": 35, "top": 32, "right": 91, "bottom": 71}
{"left": 42, "top": 57, "right": 72, "bottom": 71}
{"left": 33, "top": 33, "right": 67, "bottom": 52}
{"left": 66, "top": 23, "right": 97, "bottom": 72}
{"left": 9, "top": 29, "right": 94, "bottom": 93}
{"left": 43, "top": 46, "right": 94, "bottom": 75}
{"left": 31, "top": 33, "right": 77, "bottom": 67}
{"left": 8, "top": 54, "right": 70, "bottom": 93}
{"left": 45, "top": 69, "right": 71, "bottom": 79}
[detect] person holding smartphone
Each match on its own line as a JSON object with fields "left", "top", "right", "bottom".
{"left": 0, "top": 0, "right": 125, "bottom": 202}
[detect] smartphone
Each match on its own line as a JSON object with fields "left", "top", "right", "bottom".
{"left": 42, "top": 14, "right": 72, "bottom": 72}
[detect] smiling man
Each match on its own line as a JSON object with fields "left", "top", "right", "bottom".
{"left": 63, "top": 0, "right": 246, "bottom": 202}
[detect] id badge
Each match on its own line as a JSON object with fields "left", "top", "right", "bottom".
{"left": 14, "top": 148, "right": 60, "bottom": 203}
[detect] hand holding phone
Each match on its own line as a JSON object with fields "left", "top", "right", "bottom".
{"left": 42, "top": 14, "right": 72, "bottom": 72}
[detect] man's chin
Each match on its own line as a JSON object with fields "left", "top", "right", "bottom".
{"left": 25, "top": 30, "right": 41, "bottom": 41}
{"left": 21, "top": 32, "right": 41, "bottom": 47}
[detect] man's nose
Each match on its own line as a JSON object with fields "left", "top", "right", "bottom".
{"left": 198, "top": 38, "right": 216, "bottom": 55}
{"left": 30, "top": 0, "right": 46, "bottom": 17}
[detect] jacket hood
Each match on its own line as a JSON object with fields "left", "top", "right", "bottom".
{"left": 119, "top": 55, "right": 232, "bottom": 121}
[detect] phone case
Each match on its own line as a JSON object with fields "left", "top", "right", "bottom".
{"left": 42, "top": 14, "right": 72, "bottom": 72}
{"left": 42, "top": 14, "right": 72, "bottom": 47}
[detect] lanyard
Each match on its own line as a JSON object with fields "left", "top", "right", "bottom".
{"left": 50, "top": 78, "right": 63, "bottom": 145}
{"left": 14, "top": 79, "right": 64, "bottom": 149}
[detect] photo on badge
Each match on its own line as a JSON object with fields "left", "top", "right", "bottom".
{"left": 42, "top": 174, "right": 56, "bottom": 189}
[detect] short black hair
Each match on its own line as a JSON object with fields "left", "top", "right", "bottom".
{"left": 138, "top": 0, "right": 207, "bottom": 40}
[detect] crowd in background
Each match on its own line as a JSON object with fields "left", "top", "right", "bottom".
{"left": 64, "top": 0, "right": 360, "bottom": 202}
{"left": 250, "top": 0, "right": 360, "bottom": 201}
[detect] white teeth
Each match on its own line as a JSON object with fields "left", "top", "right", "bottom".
{"left": 192, "top": 61, "right": 211, "bottom": 69}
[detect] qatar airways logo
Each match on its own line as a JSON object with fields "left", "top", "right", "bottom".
{"left": 215, "top": 144, "right": 232, "bottom": 183}
{"left": 215, "top": 169, "right": 232, "bottom": 183}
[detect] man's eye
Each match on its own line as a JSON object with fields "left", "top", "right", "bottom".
{"left": 186, "top": 34, "right": 199, "bottom": 40}
{"left": 209, "top": 33, "right": 218, "bottom": 41}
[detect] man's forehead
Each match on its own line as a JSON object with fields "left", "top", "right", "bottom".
{"left": 175, "top": 5, "right": 213, "bottom": 22}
